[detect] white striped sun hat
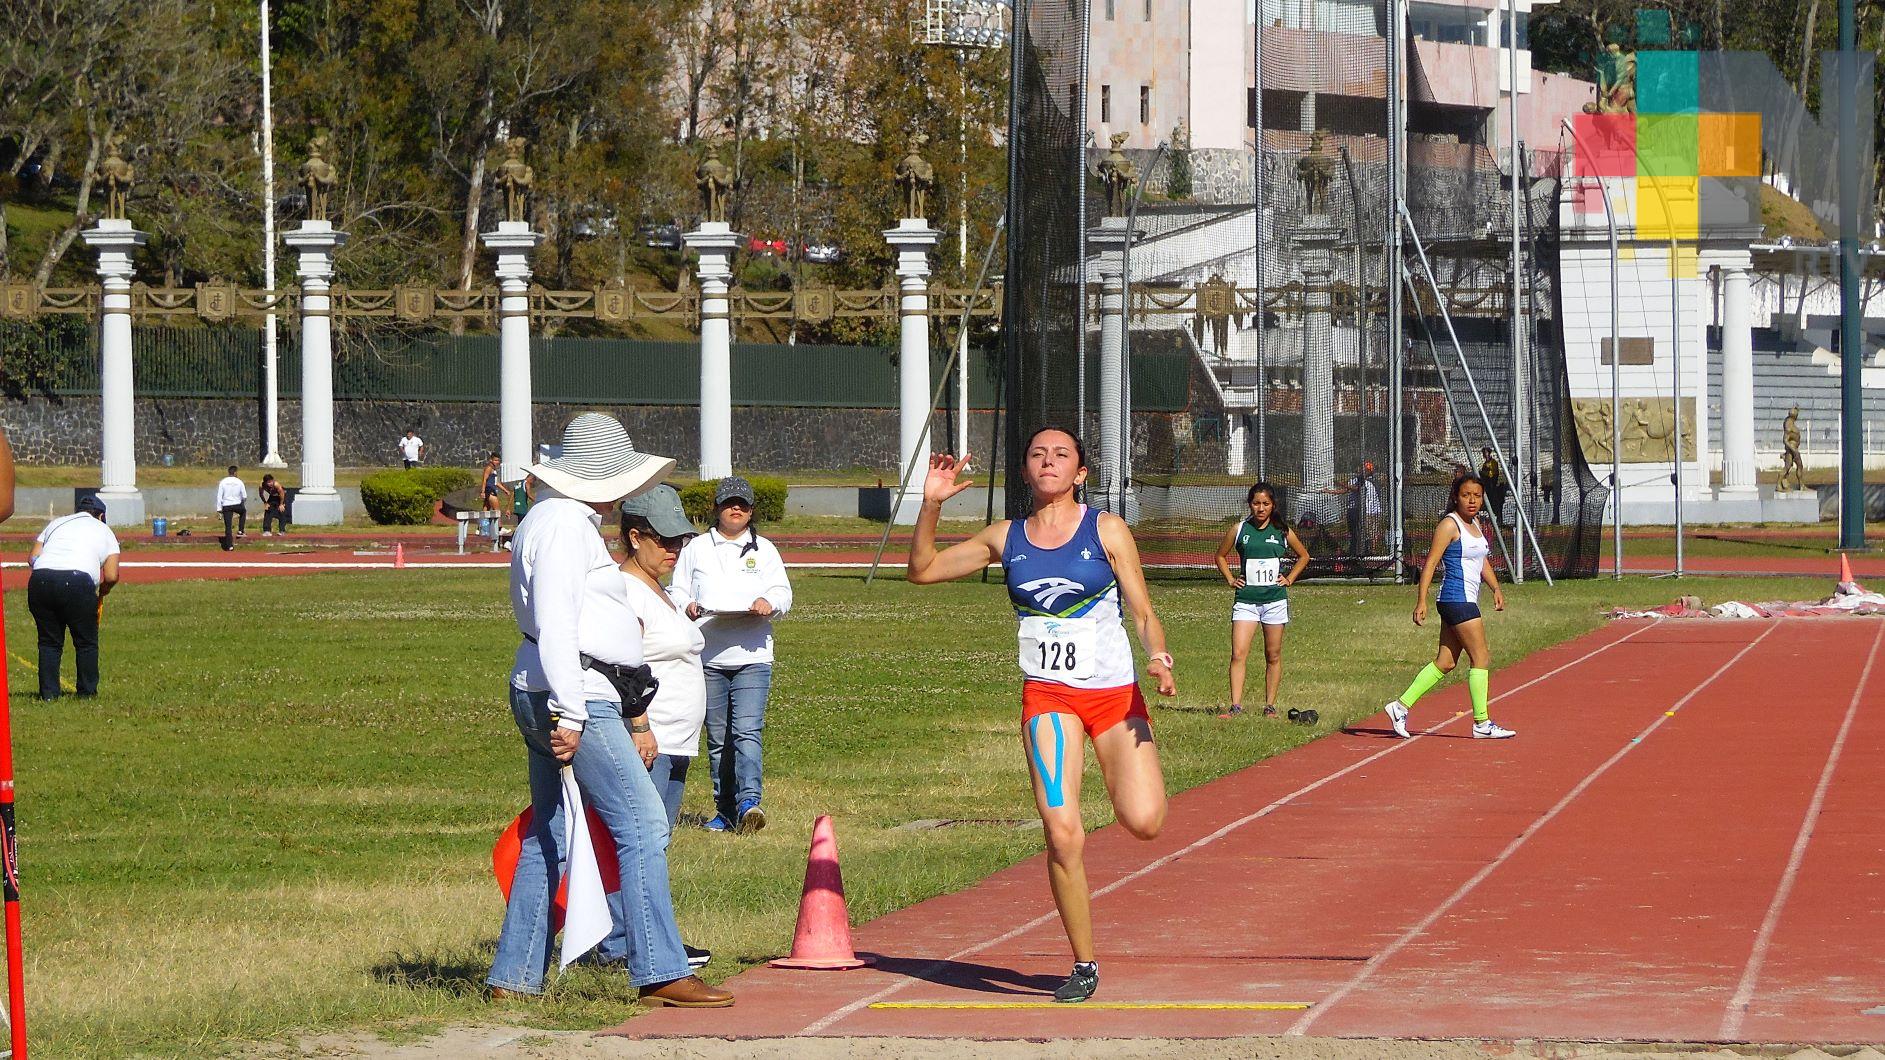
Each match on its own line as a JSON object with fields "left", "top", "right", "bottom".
{"left": 524, "top": 413, "right": 675, "bottom": 504}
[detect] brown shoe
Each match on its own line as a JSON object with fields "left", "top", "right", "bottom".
{"left": 488, "top": 986, "right": 527, "bottom": 1001}
{"left": 638, "top": 975, "right": 734, "bottom": 1008}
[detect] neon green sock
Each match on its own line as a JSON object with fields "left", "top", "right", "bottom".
{"left": 1399, "top": 663, "right": 1446, "bottom": 708}
{"left": 1469, "top": 668, "right": 1490, "bottom": 722}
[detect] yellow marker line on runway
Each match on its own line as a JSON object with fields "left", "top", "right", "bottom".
{"left": 870, "top": 1001, "right": 1310, "bottom": 1011}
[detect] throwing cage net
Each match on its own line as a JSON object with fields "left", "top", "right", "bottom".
{"left": 1001, "top": 0, "right": 1605, "bottom": 579}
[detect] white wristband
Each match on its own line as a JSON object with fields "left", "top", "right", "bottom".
{"left": 1149, "top": 652, "right": 1174, "bottom": 670}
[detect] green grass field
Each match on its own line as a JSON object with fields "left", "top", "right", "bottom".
{"left": 0, "top": 568, "right": 1836, "bottom": 1057}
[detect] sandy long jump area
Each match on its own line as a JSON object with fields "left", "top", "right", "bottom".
{"left": 594, "top": 617, "right": 1885, "bottom": 1046}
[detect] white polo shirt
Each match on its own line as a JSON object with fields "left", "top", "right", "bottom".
{"left": 33, "top": 514, "right": 120, "bottom": 585}
{"left": 398, "top": 436, "right": 424, "bottom": 461}
{"left": 215, "top": 475, "right": 247, "bottom": 508}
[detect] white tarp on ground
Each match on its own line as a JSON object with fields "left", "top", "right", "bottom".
{"left": 1607, "top": 580, "right": 1885, "bottom": 620}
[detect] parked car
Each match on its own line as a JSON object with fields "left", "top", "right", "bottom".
{"left": 801, "top": 241, "right": 842, "bottom": 264}
{"left": 746, "top": 235, "right": 788, "bottom": 256}
{"left": 638, "top": 223, "right": 682, "bottom": 250}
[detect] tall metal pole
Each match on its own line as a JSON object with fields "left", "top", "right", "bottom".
{"left": 259, "top": 0, "right": 285, "bottom": 469}
{"left": 1387, "top": 0, "right": 1405, "bottom": 577}
{"left": 1076, "top": 6, "right": 1091, "bottom": 451}
{"left": 1670, "top": 244, "right": 1685, "bottom": 576}
{"left": 1838, "top": 0, "right": 1866, "bottom": 550}
{"left": 957, "top": 52, "right": 971, "bottom": 456}
{"left": 1505, "top": 0, "right": 1525, "bottom": 581}
{"left": 1253, "top": 6, "right": 1267, "bottom": 479}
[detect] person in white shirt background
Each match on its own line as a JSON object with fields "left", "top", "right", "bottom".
{"left": 397, "top": 430, "right": 427, "bottom": 469}
{"left": 28, "top": 495, "right": 120, "bottom": 700}
{"left": 215, "top": 465, "right": 248, "bottom": 550}
{"left": 486, "top": 413, "right": 730, "bottom": 1009}
{"left": 669, "top": 476, "right": 792, "bottom": 834}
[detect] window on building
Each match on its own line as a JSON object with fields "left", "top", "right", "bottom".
{"left": 1140, "top": 85, "right": 1150, "bottom": 125}
{"left": 1100, "top": 84, "right": 1112, "bottom": 124}
{"left": 1104, "top": 0, "right": 1114, "bottom": 20}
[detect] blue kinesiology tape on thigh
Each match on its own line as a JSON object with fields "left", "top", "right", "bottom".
{"left": 1027, "top": 713, "right": 1067, "bottom": 809}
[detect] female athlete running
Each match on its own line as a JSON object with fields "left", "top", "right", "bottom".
{"left": 907, "top": 426, "right": 1175, "bottom": 1004}
{"left": 1212, "top": 482, "right": 1310, "bottom": 720}
{"left": 1382, "top": 474, "right": 1514, "bottom": 740}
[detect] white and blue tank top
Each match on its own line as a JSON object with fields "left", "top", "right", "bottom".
{"left": 1437, "top": 511, "right": 1489, "bottom": 604}
{"left": 1003, "top": 506, "right": 1136, "bottom": 689}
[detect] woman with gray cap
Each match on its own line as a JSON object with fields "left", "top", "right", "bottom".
{"left": 669, "top": 476, "right": 792, "bottom": 834}
{"left": 616, "top": 484, "right": 706, "bottom": 830}
{"left": 487, "top": 413, "right": 731, "bottom": 1009}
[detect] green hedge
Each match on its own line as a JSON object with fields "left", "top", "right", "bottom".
{"left": 679, "top": 475, "right": 788, "bottom": 526}
{"left": 359, "top": 467, "right": 481, "bottom": 525}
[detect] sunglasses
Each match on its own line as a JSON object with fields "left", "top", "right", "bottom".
{"left": 630, "top": 528, "right": 693, "bottom": 551}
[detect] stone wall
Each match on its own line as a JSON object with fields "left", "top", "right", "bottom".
{"left": 0, "top": 394, "right": 1012, "bottom": 475}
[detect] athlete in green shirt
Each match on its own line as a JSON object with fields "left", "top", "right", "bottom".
{"left": 1212, "top": 482, "right": 1311, "bottom": 719}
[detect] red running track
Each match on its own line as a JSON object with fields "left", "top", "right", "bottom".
{"left": 620, "top": 617, "right": 1885, "bottom": 1044}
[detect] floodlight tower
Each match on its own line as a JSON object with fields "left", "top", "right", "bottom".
{"left": 924, "top": 0, "right": 1009, "bottom": 458}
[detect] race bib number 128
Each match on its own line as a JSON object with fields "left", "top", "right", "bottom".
{"left": 1018, "top": 616, "right": 1098, "bottom": 681}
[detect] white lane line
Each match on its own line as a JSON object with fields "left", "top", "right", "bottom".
{"left": 1718, "top": 620, "right": 1885, "bottom": 1040}
{"left": 798, "top": 620, "right": 1663, "bottom": 1034}
{"left": 1286, "top": 621, "right": 1782, "bottom": 1036}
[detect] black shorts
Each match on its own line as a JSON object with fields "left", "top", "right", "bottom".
{"left": 1436, "top": 601, "right": 1482, "bottom": 627}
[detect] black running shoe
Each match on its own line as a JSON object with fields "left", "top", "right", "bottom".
{"left": 684, "top": 944, "right": 712, "bottom": 969}
{"left": 1054, "top": 962, "right": 1099, "bottom": 1003}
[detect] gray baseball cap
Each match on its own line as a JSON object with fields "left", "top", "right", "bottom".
{"left": 620, "top": 484, "right": 697, "bottom": 539}
{"left": 714, "top": 476, "right": 756, "bottom": 507}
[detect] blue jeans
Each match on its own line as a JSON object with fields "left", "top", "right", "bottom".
{"left": 703, "top": 663, "right": 772, "bottom": 819}
{"left": 487, "top": 690, "right": 690, "bottom": 993}
{"left": 647, "top": 753, "right": 691, "bottom": 833}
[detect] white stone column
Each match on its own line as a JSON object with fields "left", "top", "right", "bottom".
{"left": 1227, "top": 413, "right": 1248, "bottom": 477}
{"left": 82, "top": 219, "right": 147, "bottom": 527}
{"left": 684, "top": 222, "right": 740, "bottom": 480}
{"left": 1088, "top": 217, "right": 1139, "bottom": 517}
{"left": 1719, "top": 263, "right": 1757, "bottom": 492}
{"left": 481, "top": 222, "right": 542, "bottom": 482}
{"left": 284, "top": 220, "right": 348, "bottom": 525}
{"left": 1296, "top": 216, "right": 1340, "bottom": 490}
{"left": 885, "top": 218, "right": 940, "bottom": 523}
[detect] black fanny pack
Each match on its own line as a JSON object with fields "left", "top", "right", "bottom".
{"left": 523, "top": 635, "right": 659, "bottom": 719}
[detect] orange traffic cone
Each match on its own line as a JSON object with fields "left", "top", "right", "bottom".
{"left": 1838, "top": 551, "right": 1855, "bottom": 584}
{"left": 394, "top": 542, "right": 406, "bottom": 569}
{"left": 769, "top": 816, "right": 872, "bottom": 970}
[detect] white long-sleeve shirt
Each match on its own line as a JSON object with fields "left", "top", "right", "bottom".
{"left": 509, "top": 493, "right": 644, "bottom": 732}
{"left": 215, "top": 476, "right": 248, "bottom": 508}
{"left": 668, "top": 527, "right": 792, "bottom": 666}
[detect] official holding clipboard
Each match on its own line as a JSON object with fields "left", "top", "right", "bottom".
{"left": 668, "top": 477, "right": 792, "bottom": 834}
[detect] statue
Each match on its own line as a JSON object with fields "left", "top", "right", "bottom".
{"left": 1778, "top": 405, "right": 1807, "bottom": 492}
{"left": 1098, "top": 132, "right": 1137, "bottom": 217}
{"left": 1170, "top": 118, "right": 1190, "bottom": 154}
{"left": 1584, "top": 43, "right": 1638, "bottom": 115}
{"left": 101, "top": 138, "right": 134, "bottom": 221}
{"left": 893, "top": 133, "right": 935, "bottom": 220}
{"left": 1296, "top": 130, "right": 1334, "bottom": 216}
{"left": 301, "top": 132, "right": 338, "bottom": 223}
{"left": 695, "top": 147, "right": 733, "bottom": 225}
{"left": 495, "top": 138, "right": 534, "bottom": 224}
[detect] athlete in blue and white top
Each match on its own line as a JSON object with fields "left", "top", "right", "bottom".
{"left": 1382, "top": 474, "right": 1513, "bottom": 740}
{"left": 907, "top": 425, "right": 1175, "bottom": 1005}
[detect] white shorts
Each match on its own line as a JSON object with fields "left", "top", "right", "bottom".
{"left": 1232, "top": 599, "right": 1289, "bottom": 625}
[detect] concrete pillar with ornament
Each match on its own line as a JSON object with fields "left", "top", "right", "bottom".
{"left": 284, "top": 220, "right": 348, "bottom": 525}
{"left": 482, "top": 221, "right": 542, "bottom": 482}
{"left": 83, "top": 218, "right": 148, "bottom": 527}
{"left": 885, "top": 218, "right": 940, "bottom": 523}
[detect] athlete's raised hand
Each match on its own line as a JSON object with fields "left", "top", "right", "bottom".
{"left": 922, "top": 452, "right": 975, "bottom": 505}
